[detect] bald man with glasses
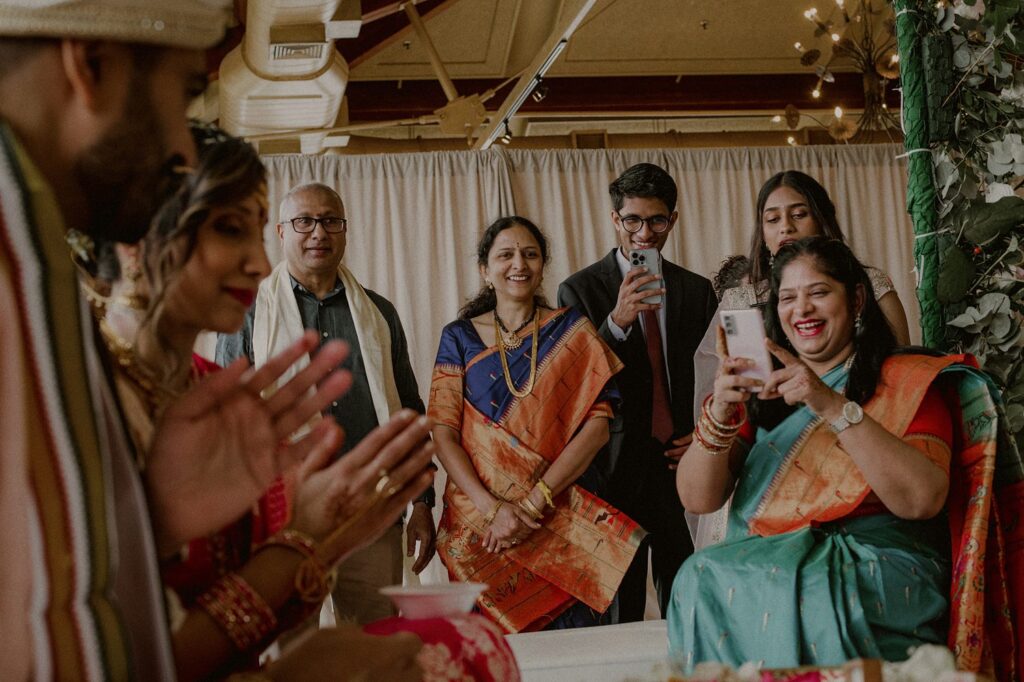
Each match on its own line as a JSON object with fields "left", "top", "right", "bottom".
{"left": 558, "top": 163, "right": 717, "bottom": 623}
{"left": 217, "top": 182, "right": 436, "bottom": 625}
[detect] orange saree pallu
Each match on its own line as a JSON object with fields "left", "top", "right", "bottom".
{"left": 745, "top": 354, "right": 1023, "bottom": 679}
{"left": 428, "top": 308, "right": 645, "bottom": 633}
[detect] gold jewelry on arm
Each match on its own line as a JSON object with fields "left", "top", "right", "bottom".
{"left": 694, "top": 395, "right": 746, "bottom": 455}
{"left": 518, "top": 497, "right": 544, "bottom": 520}
{"left": 292, "top": 468, "right": 402, "bottom": 603}
{"left": 535, "top": 480, "right": 555, "bottom": 509}
{"left": 197, "top": 573, "right": 278, "bottom": 651}
{"left": 483, "top": 499, "right": 504, "bottom": 526}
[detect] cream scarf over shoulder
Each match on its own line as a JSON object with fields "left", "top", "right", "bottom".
{"left": 252, "top": 261, "right": 402, "bottom": 434}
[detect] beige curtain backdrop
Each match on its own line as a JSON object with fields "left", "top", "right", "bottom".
{"left": 245, "top": 143, "right": 917, "bottom": 585}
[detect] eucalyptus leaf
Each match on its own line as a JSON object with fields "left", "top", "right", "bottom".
{"left": 949, "top": 309, "right": 982, "bottom": 327}
{"left": 963, "top": 196, "right": 1024, "bottom": 244}
{"left": 978, "top": 292, "right": 1012, "bottom": 316}
{"left": 954, "top": 43, "right": 973, "bottom": 68}
{"left": 938, "top": 246, "right": 977, "bottom": 303}
{"left": 942, "top": 7, "right": 958, "bottom": 31}
{"left": 990, "top": 314, "right": 1013, "bottom": 339}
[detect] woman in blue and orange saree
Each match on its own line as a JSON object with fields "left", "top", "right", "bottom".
{"left": 429, "top": 216, "right": 645, "bottom": 633}
{"left": 670, "top": 237, "right": 1023, "bottom": 679}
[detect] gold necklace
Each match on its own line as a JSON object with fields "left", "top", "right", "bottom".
{"left": 493, "top": 309, "right": 534, "bottom": 350}
{"left": 496, "top": 309, "right": 539, "bottom": 398}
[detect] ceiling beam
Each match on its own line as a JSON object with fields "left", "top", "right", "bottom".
{"left": 344, "top": 0, "right": 459, "bottom": 68}
{"left": 343, "top": 73, "right": 891, "bottom": 122}
{"left": 472, "top": 0, "right": 598, "bottom": 150}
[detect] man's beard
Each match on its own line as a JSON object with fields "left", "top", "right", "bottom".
{"left": 73, "top": 80, "right": 184, "bottom": 245}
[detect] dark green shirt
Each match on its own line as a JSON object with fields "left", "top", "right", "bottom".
{"left": 215, "top": 275, "right": 434, "bottom": 507}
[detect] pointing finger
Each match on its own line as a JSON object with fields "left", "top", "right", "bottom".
{"left": 765, "top": 338, "right": 799, "bottom": 367}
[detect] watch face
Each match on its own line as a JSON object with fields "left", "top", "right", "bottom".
{"left": 843, "top": 401, "right": 864, "bottom": 424}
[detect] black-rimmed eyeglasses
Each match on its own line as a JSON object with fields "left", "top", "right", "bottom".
{"left": 288, "top": 216, "right": 348, "bottom": 233}
{"left": 616, "top": 212, "right": 671, "bottom": 234}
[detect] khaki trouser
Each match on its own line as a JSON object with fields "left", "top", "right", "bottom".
{"left": 330, "top": 524, "right": 403, "bottom": 625}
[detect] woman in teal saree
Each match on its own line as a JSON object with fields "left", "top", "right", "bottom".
{"left": 669, "top": 237, "right": 1022, "bottom": 678}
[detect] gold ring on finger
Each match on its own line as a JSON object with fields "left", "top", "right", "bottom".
{"left": 374, "top": 470, "right": 392, "bottom": 496}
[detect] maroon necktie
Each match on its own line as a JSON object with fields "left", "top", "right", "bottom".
{"left": 641, "top": 309, "right": 674, "bottom": 443}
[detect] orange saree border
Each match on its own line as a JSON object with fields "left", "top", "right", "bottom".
{"left": 748, "top": 354, "right": 959, "bottom": 537}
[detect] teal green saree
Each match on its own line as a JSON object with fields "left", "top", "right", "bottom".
{"left": 667, "top": 356, "right": 982, "bottom": 671}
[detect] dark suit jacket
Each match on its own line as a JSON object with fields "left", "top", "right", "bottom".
{"left": 558, "top": 249, "right": 717, "bottom": 529}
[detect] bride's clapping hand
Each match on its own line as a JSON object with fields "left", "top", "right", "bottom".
{"left": 147, "top": 331, "right": 352, "bottom": 551}
{"left": 289, "top": 409, "right": 436, "bottom": 563}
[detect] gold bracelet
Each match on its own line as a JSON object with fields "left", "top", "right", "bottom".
{"left": 482, "top": 500, "right": 504, "bottom": 526}
{"left": 293, "top": 560, "right": 338, "bottom": 604}
{"left": 519, "top": 497, "right": 544, "bottom": 520}
{"left": 255, "top": 528, "right": 317, "bottom": 560}
{"left": 535, "top": 480, "right": 555, "bottom": 509}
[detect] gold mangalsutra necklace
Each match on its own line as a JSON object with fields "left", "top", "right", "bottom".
{"left": 495, "top": 309, "right": 539, "bottom": 399}
{"left": 493, "top": 309, "right": 535, "bottom": 350}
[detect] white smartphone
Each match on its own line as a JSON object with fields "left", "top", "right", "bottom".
{"left": 629, "top": 248, "right": 663, "bottom": 305}
{"left": 719, "top": 308, "right": 773, "bottom": 392}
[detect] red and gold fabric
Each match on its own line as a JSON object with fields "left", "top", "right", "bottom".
{"left": 428, "top": 307, "right": 644, "bottom": 633}
{"left": 365, "top": 614, "right": 521, "bottom": 681}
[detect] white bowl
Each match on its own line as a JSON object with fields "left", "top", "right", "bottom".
{"left": 379, "top": 583, "right": 487, "bottom": 619}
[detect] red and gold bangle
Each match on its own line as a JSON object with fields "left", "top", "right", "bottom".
{"left": 693, "top": 423, "right": 727, "bottom": 453}
{"left": 701, "top": 394, "right": 746, "bottom": 434}
{"left": 197, "top": 573, "right": 278, "bottom": 651}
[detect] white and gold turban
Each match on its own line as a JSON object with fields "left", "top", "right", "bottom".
{"left": 0, "top": 0, "right": 233, "bottom": 50}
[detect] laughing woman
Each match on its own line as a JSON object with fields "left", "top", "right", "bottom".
{"left": 429, "top": 216, "right": 645, "bottom": 632}
{"left": 669, "top": 237, "right": 1021, "bottom": 673}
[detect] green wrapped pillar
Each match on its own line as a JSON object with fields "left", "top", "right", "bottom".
{"left": 892, "top": 0, "right": 943, "bottom": 348}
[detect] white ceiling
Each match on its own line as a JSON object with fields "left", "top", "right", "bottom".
{"left": 349, "top": 0, "right": 855, "bottom": 81}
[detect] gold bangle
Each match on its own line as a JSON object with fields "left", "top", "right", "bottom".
{"left": 255, "top": 528, "right": 316, "bottom": 560}
{"left": 482, "top": 500, "right": 504, "bottom": 526}
{"left": 519, "top": 497, "right": 544, "bottom": 520}
{"left": 293, "top": 559, "right": 337, "bottom": 604}
{"left": 535, "top": 480, "right": 555, "bottom": 509}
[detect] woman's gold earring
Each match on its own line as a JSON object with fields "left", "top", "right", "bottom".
{"left": 487, "top": 281, "right": 494, "bottom": 290}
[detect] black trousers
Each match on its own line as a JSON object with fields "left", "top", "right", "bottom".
{"left": 609, "top": 453, "right": 694, "bottom": 622}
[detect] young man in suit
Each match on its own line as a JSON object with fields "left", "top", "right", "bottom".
{"left": 558, "top": 163, "right": 717, "bottom": 622}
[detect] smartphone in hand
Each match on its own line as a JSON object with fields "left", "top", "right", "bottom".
{"left": 629, "top": 248, "right": 663, "bottom": 305}
{"left": 719, "top": 308, "right": 773, "bottom": 391}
